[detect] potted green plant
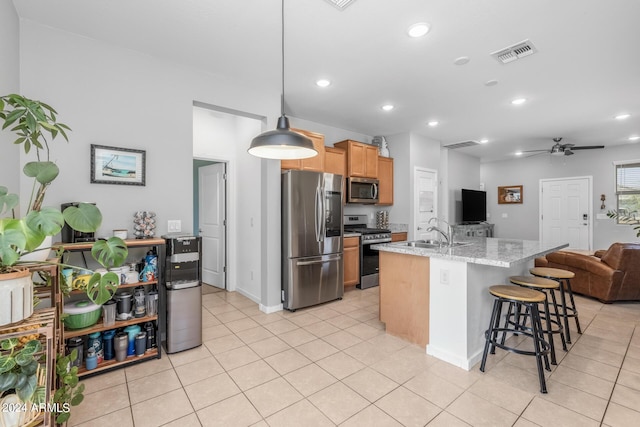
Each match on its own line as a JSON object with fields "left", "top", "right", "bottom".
{"left": 0, "top": 93, "right": 128, "bottom": 324}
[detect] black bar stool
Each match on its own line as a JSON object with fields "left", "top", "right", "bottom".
{"left": 480, "top": 285, "right": 551, "bottom": 393}
{"left": 509, "top": 275, "right": 567, "bottom": 365}
{"left": 530, "top": 267, "right": 582, "bottom": 343}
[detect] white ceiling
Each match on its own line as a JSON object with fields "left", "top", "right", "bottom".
{"left": 12, "top": 0, "right": 640, "bottom": 162}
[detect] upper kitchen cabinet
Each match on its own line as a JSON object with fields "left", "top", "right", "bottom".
{"left": 280, "top": 129, "right": 325, "bottom": 172}
{"left": 377, "top": 156, "right": 394, "bottom": 205}
{"left": 334, "top": 140, "right": 378, "bottom": 178}
{"left": 324, "top": 147, "right": 346, "bottom": 177}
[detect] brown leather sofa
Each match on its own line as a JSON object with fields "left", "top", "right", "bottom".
{"left": 534, "top": 243, "right": 640, "bottom": 303}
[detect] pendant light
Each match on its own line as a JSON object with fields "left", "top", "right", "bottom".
{"left": 248, "top": 0, "right": 317, "bottom": 160}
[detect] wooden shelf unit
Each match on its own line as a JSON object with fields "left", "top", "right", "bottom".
{"left": 56, "top": 238, "right": 166, "bottom": 377}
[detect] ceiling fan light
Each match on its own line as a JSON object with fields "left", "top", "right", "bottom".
{"left": 249, "top": 116, "right": 317, "bottom": 159}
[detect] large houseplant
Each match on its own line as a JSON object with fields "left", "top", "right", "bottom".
{"left": 0, "top": 94, "right": 128, "bottom": 409}
{"left": 0, "top": 94, "right": 127, "bottom": 313}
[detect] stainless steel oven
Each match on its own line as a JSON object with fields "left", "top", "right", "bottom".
{"left": 344, "top": 215, "right": 391, "bottom": 289}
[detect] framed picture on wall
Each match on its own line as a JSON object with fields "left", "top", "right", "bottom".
{"left": 91, "top": 144, "right": 146, "bottom": 186}
{"left": 498, "top": 185, "right": 523, "bottom": 204}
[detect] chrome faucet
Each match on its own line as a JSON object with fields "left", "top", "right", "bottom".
{"left": 427, "top": 217, "right": 453, "bottom": 245}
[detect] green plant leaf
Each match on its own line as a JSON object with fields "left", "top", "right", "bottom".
{"left": 21, "top": 339, "right": 42, "bottom": 356}
{"left": 70, "top": 392, "right": 84, "bottom": 406}
{"left": 0, "top": 356, "right": 16, "bottom": 375}
{"left": 25, "top": 208, "right": 64, "bottom": 239}
{"left": 23, "top": 161, "right": 59, "bottom": 185}
{"left": 15, "top": 352, "right": 35, "bottom": 366}
{"left": 0, "top": 186, "right": 19, "bottom": 215}
{"left": 14, "top": 372, "right": 27, "bottom": 390}
{"left": 91, "top": 237, "right": 128, "bottom": 269}
{"left": 1, "top": 338, "right": 19, "bottom": 351}
{"left": 63, "top": 202, "right": 102, "bottom": 233}
{"left": 56, "top": 411, "right": 71, "bottom": 424}
{"left": 0, "top": 372, "right": 17, "bottom": 391}
{"left": 86, "top": 272, "right": 119, "bottom": 305}
{"left": 32, "top": 385, "right": 46, "bottom": 405}
{"left": 16, "top": 373, "right": 37, "bottom": 403}
{"left": 21, "top": 359, "right": 38, "bottom": 376}
{"left": 0, "top": 221, "right": 25, "bottom": 266}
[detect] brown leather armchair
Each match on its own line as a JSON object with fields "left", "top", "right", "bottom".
{"left": 534, "top": 243, "right": 640, "bottom": 303}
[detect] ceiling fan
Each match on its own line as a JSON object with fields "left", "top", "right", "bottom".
{"left": 523, "top": 137, "right": 605, "bottom": 156}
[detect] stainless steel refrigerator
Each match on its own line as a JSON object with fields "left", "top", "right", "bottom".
{"left": 282, "top": 170, "right": 344, "bottom": 311}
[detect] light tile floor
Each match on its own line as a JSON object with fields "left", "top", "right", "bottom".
{"left": 69, "top": 285, "right": 640, "bottom": 426}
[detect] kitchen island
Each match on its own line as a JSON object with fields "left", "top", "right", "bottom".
{"left": 373, "top": 237, "right": 568, "bottom": 370}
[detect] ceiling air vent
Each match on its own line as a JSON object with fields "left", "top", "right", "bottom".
{"left": 444, "top": 140, "right": 479, "bottom": 150}
{"left": 324, "top": 0, "right": 357, "bottom": 10}
{"left": 491, "top": 40, "right": 537, "bottom": 64}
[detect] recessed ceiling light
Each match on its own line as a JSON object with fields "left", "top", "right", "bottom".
{"left": 407, "top": 23, "right": 430, "bottom": 38}
{"left": 381, "top": 104, "right": 394, "bottom": 111}
{"left": 479, "top": 138, "right": 489, "bottom": 144}
{"left": 514, "top": 151, "right": 523, "bottom": 156}
{"left": 615, "top": 113, "right": 631, "bottom": 120}
{"left": 629, "top": 136, "right": 640, "bottom": 141}
{"left": 511, "top": 98, "right": 527, "bottom": 105}
{"left": 316, "top": 79, "right": 331, "bottom": 87}
{"left": 454, "top": 56, "right": 470, "bottom": 66}
{"left": 427, "top": 121, "right": 438, "bottom": 127}
{"left": 485, "top": 79, "right": 499, "bottom": 87}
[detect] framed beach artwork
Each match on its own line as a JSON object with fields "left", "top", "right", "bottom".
{"left": 90, "top": 144, "right": 146, "bottom": 186}
{"left": 498, "top": 185, "right": 523, "bottom": 204}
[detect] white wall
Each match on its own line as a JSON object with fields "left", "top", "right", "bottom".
{"left": 193, "top": 106, "right": 264, "bottom": 302}
{"left": 481, "top": 144, "right": 640, "bottom": 248}
{"left": 19, "top": 20, "right": 284, "bottom": 310}
{"left": 446, "top": 150, "right": 481, "bottom": 224}
{"left": 0, "top": 2, "right": 20, "bottom": 200}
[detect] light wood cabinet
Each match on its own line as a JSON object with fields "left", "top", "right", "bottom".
{"left": 280, "top": 129, "right": 325, "bottom": 172}
{"left": 334, "top": 140, "right": 379, "bottom": 178}
{"left": 377, "top": 157, "right": 394, "bottom": 205}
{"left": 324, "top": 147, "right": 346, "bottom": 177}
{"left": 343, "top": 236, "right": 360, "bottom": 287}
{"left": 391, "top": 232, "right": 407, "bottom": 242}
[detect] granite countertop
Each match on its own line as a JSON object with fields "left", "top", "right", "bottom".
{"left": 373, "top": 237, "right": 569, "bottom": 268}
{"left": 344, "top": 232, "right": 361, "bottom": 238}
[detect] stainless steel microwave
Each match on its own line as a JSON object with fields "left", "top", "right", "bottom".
{"left": 347, "top": 177, "right": 379, "bottom": 204}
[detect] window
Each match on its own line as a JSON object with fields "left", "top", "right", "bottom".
{"left": 615, "top": 161, "right": 640, "bottom": 224}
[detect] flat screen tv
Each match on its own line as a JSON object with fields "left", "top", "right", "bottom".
{"left": 461, "top": 189, "right": 487, "bottom": 223}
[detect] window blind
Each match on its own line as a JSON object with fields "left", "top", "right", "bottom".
{"left": 616, "top": 163, "right": 640, "bottom": 193}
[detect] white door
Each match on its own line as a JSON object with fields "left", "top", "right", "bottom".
{"left": 414, "top": 168, "right": 438, "bottom": 241}
{"left": 540, "top": 177, "right": 591, "bottom": 250}
{"left": 199, "top": 163, "right": 226, "bottom": 288}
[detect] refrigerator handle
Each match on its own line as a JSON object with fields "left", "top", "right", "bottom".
{"left": 315, "top": 185, "right": 322, "bottom": 242}
{"left": 320, "top": 185, "right": 326, "bottom": 241}
{"left": 297, "top": 254, "right": 342, "bottom": 266}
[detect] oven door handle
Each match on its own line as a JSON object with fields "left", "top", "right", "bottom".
{"left": 297, "top": 254, "right": 342, "bottom": 266}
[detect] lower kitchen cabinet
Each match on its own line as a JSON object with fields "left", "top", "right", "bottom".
{"left": 343, "top": 236, "right": 360, "bottom": 287}
{"left": 391, "top": 232, "right": 407, "bottom": 242}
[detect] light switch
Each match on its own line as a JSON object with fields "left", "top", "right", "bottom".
{"left": 168, "top": 220, "right": 181, "bottom": 232}
{"left": 501, "top": 213, "right": 508, "bottom": 218}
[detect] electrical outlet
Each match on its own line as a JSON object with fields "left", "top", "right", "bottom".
{"left": 167, "top": 220, "right": 181, "bottom": 232}
{"left": 440, "top": 269, "right": 449, "bottom": 285}
{"left": 501, "top": 213, "right": 508, "bottom": 218}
